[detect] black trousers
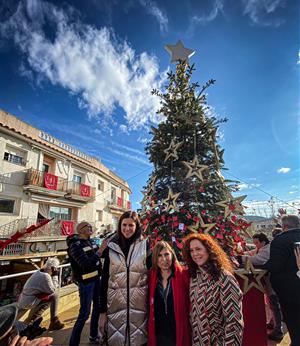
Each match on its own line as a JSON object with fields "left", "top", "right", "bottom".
{"left": 280, "top": 301, "right": 300, "bottom": 346}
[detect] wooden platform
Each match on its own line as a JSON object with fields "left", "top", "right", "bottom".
{"left": 42, "top": 304, "right": 291, "bottom": 346}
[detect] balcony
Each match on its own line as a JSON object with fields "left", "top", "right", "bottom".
{"left": 23, "top": 168, "right": 67, "bottom": 198}
{"left": 107, "top": 197, "right": 131, "bottom": 214}
{"left": 65, "top": 181, "right": 95, "bottom": 202}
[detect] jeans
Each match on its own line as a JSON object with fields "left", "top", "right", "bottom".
{"left": 69, "top": 278, "right": 101, "bottom": 346}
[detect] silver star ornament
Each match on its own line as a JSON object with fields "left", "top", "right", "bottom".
{"left": 165, "top": 40, "right": 195, "bottom": 64}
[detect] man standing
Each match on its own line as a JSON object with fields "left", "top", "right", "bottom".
{"left": 17, "top": 257, "right": 64, "bottom": 331}
{"left": 67, "top": 222, "right": 103, "bottom": 346}
{"left": 268, "top": 215, "right": 300, "bottom": 346}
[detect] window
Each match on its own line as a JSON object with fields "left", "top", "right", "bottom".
{"left": 3, "top": 152, "right": 25, "bottom": 166}
{"left": 73, "top": 174, "right": 82, "bottom": 184}
{"left": 111, "top": 187, "right": 116, "bottom": 204}
{"left": 0, "top": 199, "right": 15, "bottom": 213}
{"left": 98, "top": 180, "right": 104, "bottom": 191}
{"left": 96, "top": 210, "right": 103, "bottom": 222}
{"left": 42, "top": 164, "right": 50, "bottom": 172}
{"left": 3, "top": 145, "right": 26, "bottom": 166}
{"left": 49, "top": 206, "right": 72, "bottom": 221}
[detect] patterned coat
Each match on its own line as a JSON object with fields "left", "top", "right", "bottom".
{"left": 190, "top": 268, "right": 243, "bottom": 346}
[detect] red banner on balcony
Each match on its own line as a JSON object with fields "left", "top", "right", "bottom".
{"left": 44, "top": 172, "right": 58, "bottom": 190}
{"left": 80, "top": 184, "right": 91, "bottom": 197}
{"left": 117, "top": 197, "right": 123, "bottom": 207}
{"left": 127, "top": 201, "right": 131, "bottom": 209}
{"left": 61, "top": 221, "right": 74, "bottom": 236}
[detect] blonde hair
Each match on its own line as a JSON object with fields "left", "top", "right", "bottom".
{"left": 152, "top": 241, "right": 179, "bottom": 270}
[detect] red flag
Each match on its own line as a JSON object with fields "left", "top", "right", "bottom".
{"left": 44, "top": 172, "right": 58, "bottom": 190}
{"left": 61, "top": 221, "right": 74, "bottom": 236}
{"left": 80, "top": 184, "right": 91, "bottom": 197}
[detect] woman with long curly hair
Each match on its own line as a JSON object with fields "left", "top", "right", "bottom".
{"left": 183, "top": 233, "right": 243, "bottom": 346}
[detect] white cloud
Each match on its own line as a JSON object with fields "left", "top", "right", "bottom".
{"left": 137, "top": 136, "right": 148, "bottom": 144}
{"left": 277, "top": 167, "right": 290, "bottom": 174}
{"left": 119, "top": 125, "right": 129, "bottom": 133}
{"left": 0, "top": 0, "right": 167, "bottom": 129}
{"left": 289, "top": 191, "right": 297, "bottom": 194}
{"left": 297, "top": 50, "right": 300, "bottom": 65}
{"left": 237, "top": 182, "right": 262, "bottom": 191}
{"left": 139, "top": 0, "right": 168, "bottom": 33}
{"left": 190, "top": 0, "right": 224, "bottom": 27}
{"left": 106, "top": 147, "right": 151, "bottom": 166}
{"left": 242, "top": 0, "right": 286, "bottom": 26}
{"left": 237, "top": 183, "right": 249, "bottom": 190}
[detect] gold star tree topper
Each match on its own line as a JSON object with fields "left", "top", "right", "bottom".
{"left": 165, "top": 40, "right": 195, "bottom": 64}
{"left": 182, "top": 156, "right": 209, "bottom": 182}
{"left": 164, "top": 139, "right": 183, "bottom": 162}
{"left": 162, "top": 188, "right": 180, "bottom": 212}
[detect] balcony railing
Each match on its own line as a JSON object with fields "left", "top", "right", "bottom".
{"left": 0, "top": 218, "right": 97, "bottom": 241}
{"left": 24, "top": 168, "right": 67, "bottom": 192}
{"left": 66, "top": 181, "right": 95, "bottom": 199}
{"left": 109, "top": 197, "right": 131, "bottom": 210}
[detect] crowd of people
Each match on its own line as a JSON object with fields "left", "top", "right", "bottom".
{"left": 1, "top": 211, "right": 299, "bottom": 346}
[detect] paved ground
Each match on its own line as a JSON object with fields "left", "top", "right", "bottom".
{"left": 43, "top": 305, "right": 291, "bottom": 346}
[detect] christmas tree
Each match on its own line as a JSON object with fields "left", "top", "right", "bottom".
{"left": 141, "top": 41, "right": 250, "bottom": 256}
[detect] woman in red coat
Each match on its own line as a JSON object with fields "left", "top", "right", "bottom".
{"left": 148, "top": 241, "right": 191, "bottom": 346}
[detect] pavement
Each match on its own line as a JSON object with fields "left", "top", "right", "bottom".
{"left": 42, "top": 304, "right": 291, "bottom": 346}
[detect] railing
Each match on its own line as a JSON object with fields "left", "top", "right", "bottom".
{"left": 0, "top": 218, "right": 97, "bottom": 241}
{"left": 24, "top": 168, "right": 67, "bottom": 192}
{"left": 0, "top": 263, "right": 72, "bottom": 290}
{"left": 109, "top": 197, "right": 130, "bottom": 209}
{"left": 1, "top": 243, "right": 25, "bottom": 256}
{"left": 66, "top": 181, "right": 95, "bottom": 199}
{"left": 0, "top": 218, "right": 29, "bottom": 238}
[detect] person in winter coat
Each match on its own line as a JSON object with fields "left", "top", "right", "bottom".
{"left": 267, "top": 214, "right": 300, "bottom": 346}
{"left": 67, "top": 222, "right": 104, "bottom": 346}
{"left": 148, "top": 241, "right": 191, "bottom": 346}
{"left": 99, "top": 211, "right": 151, "bottom": 346}
{"left": 183, "top": 233, "right": 243, "bottom": 346}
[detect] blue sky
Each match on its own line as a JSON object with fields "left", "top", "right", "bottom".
{"left": 0, "top": 0, "right": 299, "bottom": 216}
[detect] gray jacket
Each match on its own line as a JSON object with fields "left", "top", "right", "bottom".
{"left": 18, "top": 270, "right": 56, "bottom": 309}
{"left": 107, "top": 238, "right": 148, "bottom": 346}
{"left": 242, "top": 243, "right": 270, "bottom": 267}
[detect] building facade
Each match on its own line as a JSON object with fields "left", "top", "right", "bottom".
{"left": 0, "top": 109, "right": 131, "bottom": 235}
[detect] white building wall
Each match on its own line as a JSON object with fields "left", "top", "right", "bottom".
{"left": 0, "top": 125, "right": 131, "bottom": 231}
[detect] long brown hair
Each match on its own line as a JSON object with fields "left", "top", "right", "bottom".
{"left": 183, "top": 233, "right": 233, "bottom": 279}
{"left": 117, "top": 210, "right": 141, "bottom": 248}
{"left": 152, "top": 241, "right": 180, "bottom": 270}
